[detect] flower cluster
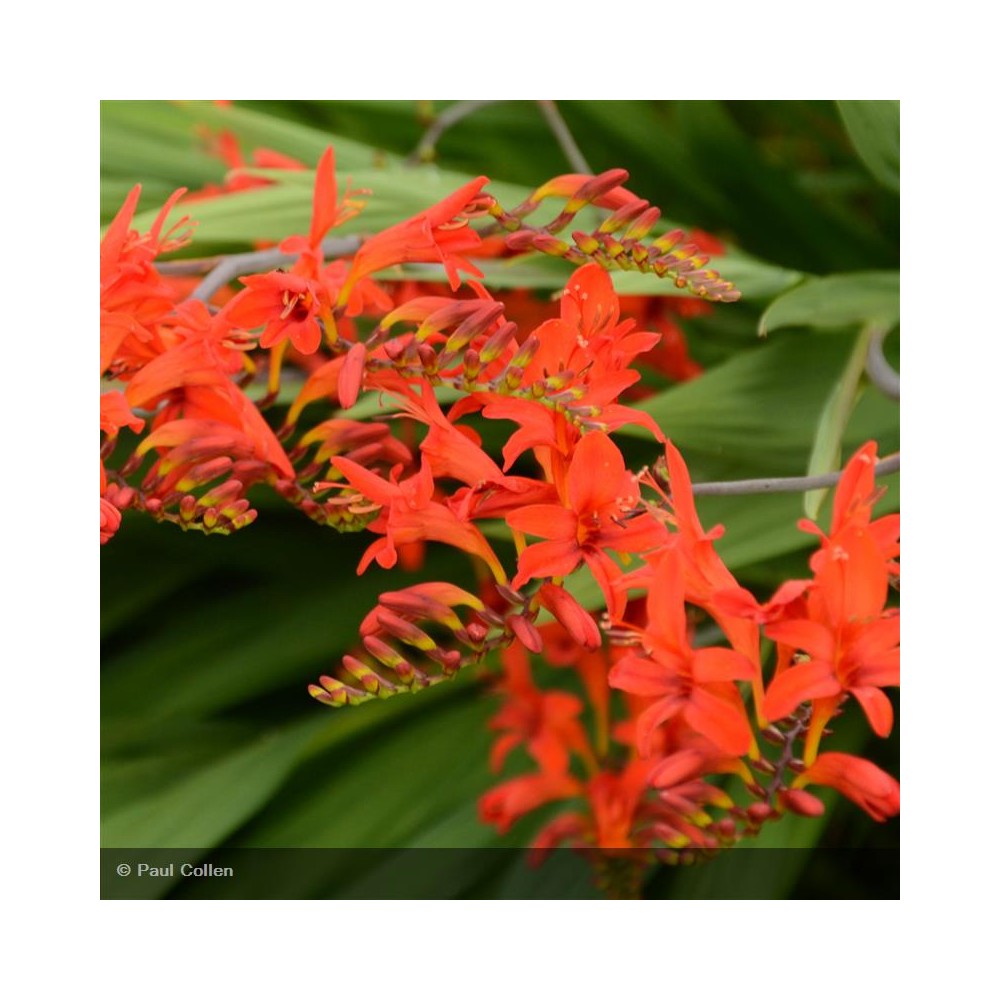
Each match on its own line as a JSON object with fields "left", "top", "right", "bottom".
{"left": 101, "top": 139, "right": 898, "bottom": 896}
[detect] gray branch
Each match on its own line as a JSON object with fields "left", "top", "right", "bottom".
{"left": 188, "top": 236, "right": 361, "bottom": 302}
{"left": 155, "top": 257, "right": 220, "bottom": 276}
{"left": 690, "top": 453, "right": 900, "bottom": 497}
{"left": 406, "top": 101, "right": 501, "bottom": 165}
{"left": 865, "top": 327, "right": 900, "bottom": 401}
{"left": 536, "top": 100, "right": 592, "bottom": 174}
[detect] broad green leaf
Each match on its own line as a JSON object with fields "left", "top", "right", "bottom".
{"left": 101, "top": 516, "right": 479, "bottom": 735}
{"left": 173, "top": 101, "right": 390, "bottom": 170}
{"left": 625, "top": 334, "right": 861, "bottom": 469}
{"left": 804, "top": 326, "right": 877, "bottom": 518}
{"left": 100, "top": 559, "right": 206, "bottom": 640}
{"left": 101, "top": 100, "right": 385, "bottom": 180}
{"left": 472, "top": 849, "right": 604, "bottom": 900}
{"left": 229, "top": 687, "right": 495, "bottom": 848}
{"left": 758, "top": 271, "right": 899, "bottom": 336}
{"left": 101, "top": 716, "right": 326, "bottom": 848}
{"left": 125, "top": 166, "right": 536, "bottom": 246}
{"left": 101, "top": 720, "right": 259, "bottom": 816}
{"left": 838, "top": 101, "right": 900, "bottom": 192}
{"left": 668, "top": 100, "right": 892, "bottom": 273}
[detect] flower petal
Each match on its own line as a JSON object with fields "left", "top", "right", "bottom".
{"left": 763, "top": 661, "right": 841, "bottom": 722}
{"left": 608, "top": 653, "right": 680, "bottom": 697}
{"left": 506, "top": 504, "right": 577, "bottom": 540}
{"left": 692, "top": 647, "right": 757, "bottom": 683}
{"left": 684, "top": 686, "right": 753, "bottom": 756}
{"left": 513, "top": 539, "right": 582, "bottom": 587}
{"left": 634, "top": 696, "right": 685, "bottom": 757}
{"left": 850, "top": 685, "right": 895, "bottom": 737}
{"left": 568, "top": 432, "right": 629, "bottom": 515}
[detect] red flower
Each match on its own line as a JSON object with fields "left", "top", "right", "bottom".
{"left": 761, "top": 444, "right": 900, "bottom": 760}
{"left": 101, "top": 185, "right": 192, "bottom": 375}
{"left": 328, "top": 456, "right": 507, "bottom": 582}
{"left": 608, "top": 545, "right": 756, "bottom": 757}
{"left": 627, "top": 440, "right": 766, "bottom": 719}
{"left": 507, "top": 431, "right": 667, "bottom": 615}
{"left": 222, "top": 147, "right": 355, "bottom": 355}
{"left": 100, "top": 497, "right": 122, "bottom": 545}
{"left": 338, "top": 175, "right": 491, "bottom": 302}
{"left": 225, "top": 269, "right": 331, "bottom": 354}
{"left": 796, "top": 752, "right": 900, "bottom": 822}
{"left": 479, "top": 772, "right": 583, "bottom": 835}
{"left": 487, "top": 644, "right": 589, "bottom": 776}
{"left": 100, "top": 391, "right": 144, "bottom": 440}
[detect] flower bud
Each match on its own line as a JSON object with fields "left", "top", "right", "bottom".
{"left": 462, "top": 349, "right": 482, "bottom": 381}
{"left": 598, "top": 199, "right": 651, "bottom": 235}
{"left": 337, "top": 342, "right": 367, "bottom": 409}
{"left": 622, "top": 206, "right": 661, "bottom": 241}
{"left": 342, "top": 655, "right": 390, "bottom": 695}
{"left": 479, "top": 322, "right": 518, "bottom": 365}
{"left": 537, "top": 583, "right": 601, "bottom": 650}
{"left": 531, "top": 233, "right": 570, "bottom": 256}
{"left": 176, "top": 456, "right": 234, "bottom": 492}
{"left": 571, "top": 231, "right": 600, "bottom": 255}
{"left": 780, "top": 789, "right": 825, "bottom": 818}
{"left": 651, "top": 228, "right": 685, "bottom": 255}
{"left": 375, "top": 610, "right": 436, "bottom": 651}
{"left": 564, "top": 169, "right": 630, "bottom": 212}
{"left": 100, "top": 497, "right": 122, "bottom": 545}
{"left": 309, "top": 681, "right": 348, "bottom": 707}
{"left": 508, "top": 614, "right": 543, "bottom": 653}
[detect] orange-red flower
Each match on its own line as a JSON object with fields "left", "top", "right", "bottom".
{"left": 507, "top": 431, "right": 668, "bottom": 615}
{"left": 608, "top": 545, "right": 756, "bottom": 757}
{"left": 487, "top": 643, "right": 590, "bottom": 776}
{"left": 101, "top": 185, "right": 192, "bottom": 375}
{"left": 222, "top": 147, "right": 359, "bottom": 355}
{"left": 761, "top": 443, "right": 900, "bottom": 761}
{"left": 338, "top": 175, "right": 491, "bottom": 303}
{"left": 100, "top": 497, "right": 123, "bottom": 545}
{"left": 479, "top": 771, "right": 583, "bottom": 835}
{"left": 795, "top": 752, "right": 900, "bottom": 822}
{"left": 328, "top": 456, "right": 507, "bottom": 582}
{"left": 623, "top": 440, "right": 766, "bottom": 717}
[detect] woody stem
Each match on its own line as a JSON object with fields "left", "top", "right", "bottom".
{"left": 406, "top": 101, "right": 501, "bottom": 164}
{"left": 765, "top": 711, "right": 809, "bottom": 804}
{"left": 865, "top": 326, "right": 900, "bottom": 402}
{"left": 162, "top": 236, "right": 362, "bottom": 302}
{"left": 536, "top": 101, "right": 593, "bottom": 174}
{"left": 689, "top": 452, "right": 900, "bottom": 497}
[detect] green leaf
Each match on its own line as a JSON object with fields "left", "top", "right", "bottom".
{"left": 837, "top": 101, "right": 900, "bottom": 192}
{"left": 626, "top": 333, "right": 862, "bottom": 469}
{"left": 758, "top": 271, "right": 899, "bottom": 336}
{"left": 101, "top": 717, "right": 326, "bottom": 848}
{"left": 229, "top": 685, "right": 495, "bottom": 848}
{"left": 804, "top": 326, "right": 877, "bottom": 518}
{"left": 125, "top": 166, "right": 536, "bottom": 247}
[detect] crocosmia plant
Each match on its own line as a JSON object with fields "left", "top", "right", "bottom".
{"left": 101, "top": 100, "right": 899, "bottom": 900}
